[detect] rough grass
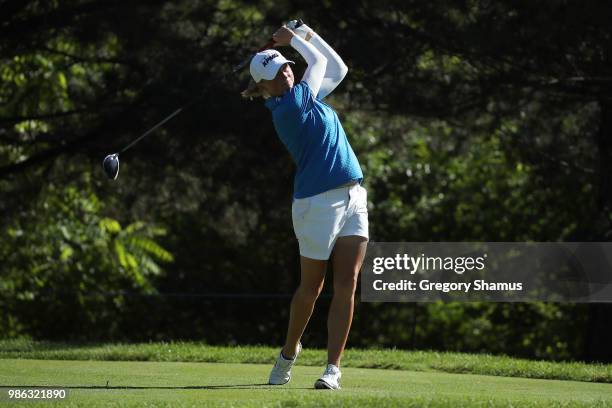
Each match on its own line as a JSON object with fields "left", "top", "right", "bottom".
{"left": 1, "top": 339, "right": 611, "bottom": 384}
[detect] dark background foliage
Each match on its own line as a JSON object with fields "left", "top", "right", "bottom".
{"left": 1, "top": 0, "right": 611, "bottom": 362}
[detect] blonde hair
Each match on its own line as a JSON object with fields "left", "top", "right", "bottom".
{"left": 241, "top": 79, "right": 268, "bottom": 100}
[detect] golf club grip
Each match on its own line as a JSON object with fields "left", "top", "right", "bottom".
{"left": 232, "top": 19, "right": 303, "bottom": 73}
{"left": 256, "top": 20, "right": 303, "bottom": 52}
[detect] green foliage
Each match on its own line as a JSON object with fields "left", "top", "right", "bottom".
{"left": 0, "top": 177, "right": 172, "bottom": 339}
{"left": 1, "top": 0, "right": 611, "bottom": 361}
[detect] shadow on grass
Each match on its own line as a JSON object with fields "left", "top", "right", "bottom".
{"left": 0, "top": 384, "right": 313, "bottom": 390}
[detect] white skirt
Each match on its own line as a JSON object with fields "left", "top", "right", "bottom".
{"left": 291, "top": 182, "right": 369, "bottom": 260}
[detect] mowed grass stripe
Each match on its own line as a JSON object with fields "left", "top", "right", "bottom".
{"left": 1, "top": 340, "right": 611, "bottom": 384}
{"left": 1, "top": 359, "right": 612, "bottom": 407}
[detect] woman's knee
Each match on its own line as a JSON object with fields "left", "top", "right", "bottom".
{"left": 334, "top": 272, "right": 358, "bottom": 295}
{"left": 297, "top": 279, "right": 324, "bottom": 299}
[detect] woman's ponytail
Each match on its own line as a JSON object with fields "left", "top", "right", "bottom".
{"left": 241, "top": 79, "right": 267, "bottom": 100}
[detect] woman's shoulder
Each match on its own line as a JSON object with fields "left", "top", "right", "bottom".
{"left": 285, "top": 81, "right": 312, "bottom": 102}
{"left": 274, "top": 81, "right": 314, "bottom": 115}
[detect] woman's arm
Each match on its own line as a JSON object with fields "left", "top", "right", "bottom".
{"left": 273, "top": 26, "right": 327, "bottom": 98}
{"left": 309, "top": 34, "right": 348, "bottom": 99}
{"left": 289, "top": 22, "right": 348, "bottom": 99}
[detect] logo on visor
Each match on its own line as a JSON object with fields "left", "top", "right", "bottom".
{"left": 262, "top": 53, "right": 279, "bottom": 67}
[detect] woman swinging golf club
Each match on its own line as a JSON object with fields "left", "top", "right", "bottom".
{"left": 242, "top": 21, "right": 368, "bottom": 390}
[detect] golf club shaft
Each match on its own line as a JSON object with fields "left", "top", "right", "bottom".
{"left": 119, "top": 40, "right": 274, "bottom": 155}
{"left": 120, "top": 106, "right": 185, "bottom": 154}
{"left": 232, "top": 39, "right": 275, "bottom": 73}
{"left": 117, "top": 20, "right": 302, "bottom": 154}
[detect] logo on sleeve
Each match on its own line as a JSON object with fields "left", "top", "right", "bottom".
{"left": 262, "top": 53, "right": 279, "bottom": 67}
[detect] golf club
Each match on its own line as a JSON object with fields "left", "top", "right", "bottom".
{"left": 103, "top": 19, "right": 304, "bottom": 180}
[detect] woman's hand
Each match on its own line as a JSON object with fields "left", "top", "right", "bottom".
{"left": 272, "top": 25, "right": 295, "bottom": 47}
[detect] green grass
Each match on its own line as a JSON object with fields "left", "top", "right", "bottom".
{"left": 2, "top": 359, "right": 612, "bottom": 407}
{"left": 1, "top": 339, "right": 611, "bottom": 384}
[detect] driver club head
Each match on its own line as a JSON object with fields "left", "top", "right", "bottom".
{"left": 102, "top": 153, "right": 120, "bottom": 180}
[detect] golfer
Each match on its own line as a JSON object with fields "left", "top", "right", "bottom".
{"left": 242, "top": 21, "right": 368, "bottom": 390}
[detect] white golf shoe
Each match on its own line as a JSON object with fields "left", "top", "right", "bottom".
{"left": 314, "top": 364, "right": 341, "bottom": 390}
{"left": 268, "top": 342, "right": 302, "bottom": 385}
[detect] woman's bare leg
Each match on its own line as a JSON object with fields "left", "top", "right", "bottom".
{"left": 327, "top": 235, "right": 368, "bottom": 366}
{"left": 282, "top": 256, "right": 327, "bottom": 358}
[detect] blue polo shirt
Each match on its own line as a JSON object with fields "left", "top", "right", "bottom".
{"left": 264, "top": 81, "right": 363, "bottom": 199}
